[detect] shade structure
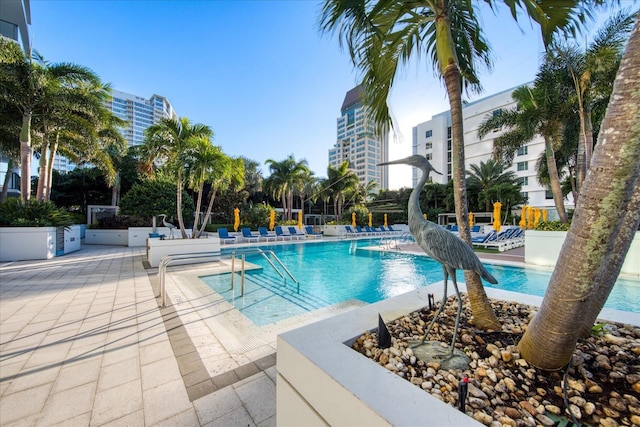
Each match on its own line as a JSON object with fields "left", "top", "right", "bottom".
{"left": 519, "top": 205, "right": 527, "bottom": 229}
{"left": 534, "top": 208, "right": 541, "bottom": 227}
{"left": 352, "top": 212, "right": 356, "bottom": 228}
{"left": 384, "top": 213, "right": 388, "bottom": 227}
{"left": 269, "top": 210, "right": 275, "bottom": 231}
{"left": 298, "top": 211, "right": 303, "bottom": 229}
{"left": 233, "top": 208, "right": 240, "bottom": 232}
{"left": 368, "top": 212, "right": 372, "bottom": 227}
{"left": 527, "top": 206, "right": 534, "bottom": 229}
{"left": 493, "top": 202, "right": 502, "bottom": 232}
{"left": 468, "top": 212, "right": 474, "bottom": 227}
{"left": 542, "top": 209, "right": 548, "bottom": 222}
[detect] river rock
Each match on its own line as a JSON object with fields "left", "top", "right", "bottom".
{"left": 536, "top": 413, "right": 555, "bottom": 426}
{"left": 599, "top": 417, "right": 619, "bottom": 427}
{"left": 472, "top": 411, "right": 493, "bottom": 425}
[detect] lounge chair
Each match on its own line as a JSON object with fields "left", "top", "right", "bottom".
{"left": 471, "top": 230, "right": 497, "bottom": 244}
{"left": 342, "top": 226, "right": 357, "bottom": 238}
{"left": 218, "top": 227, "right": 237, "bottom": 244}
{"left": 305, "top": 226, "right": 322, "bottom": 239}
{"left": 241, "top": 227, "right": 260, "bottom": 243}
{"left": 386, "top": 225, "right": 402, "bottom": 235}
{"left": 258, "top": 227, "right": 276, "bottom": 242}
{"left": 288, "top": 226, "right": 306, "bottom": 240}
{"left": 275, "top": 226, "right": 293, "bottom": 241}
{"left": 355, "top": 226, "right": 370, "bottom": 236}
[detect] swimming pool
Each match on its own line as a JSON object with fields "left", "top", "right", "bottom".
{"left": 200, "top": 239, "right": 640, "bottom": 325}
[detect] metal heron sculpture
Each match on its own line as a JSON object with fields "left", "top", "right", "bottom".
{"left": 378, "top": 155, "right": 497, "bottom": 358}
{"left": 159, "top": 214, "right": 177, "bottom": 239}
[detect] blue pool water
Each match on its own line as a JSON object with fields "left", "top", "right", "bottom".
{"left": 200, "top": 239, "right": 640, "bottom": 325}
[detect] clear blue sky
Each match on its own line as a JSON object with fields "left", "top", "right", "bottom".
{"left": 29, "top": 1, "right": 630, "bottom": 189}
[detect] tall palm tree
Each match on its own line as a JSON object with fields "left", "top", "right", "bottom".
{"left": 466, "top": 159, "right": 521, "bottom": 212}
{"left": 548, "top": 10, "right": 635, "bottom": 194}
{"left": 139, "top": 117, "right": 213, "bottom": 238}
{"left": 324, "top": 162, "right": 360, "bottom": 219}
{"left": 518, "top": 14, "right": 640, "bottom": 370}
{"left": 264, "top": 155, "right": 310, "bottom": 220}
{"left": 478, "top": 67, "right": 573, "bottom": 223}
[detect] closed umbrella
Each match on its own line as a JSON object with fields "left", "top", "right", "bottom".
{"left": 468, "top": 212, "right": 474, "bottom": 227}
{"left": 269, "top": 210, "right": 275, "bottom": 231}
{"left": 519, "top": 205, "right": 527, "bottom": 229}
{"left": 352, "top": 212, "right": 356, "bottom": 228}
{"left": 233, "top": 208, "right": 240, "bottom": 232}
{"left": 298, "top": 211, "right": 303, "bottom": 229}
{"left": 368, "top": 212, "right": 372, "bottom": 227}
{"left": 527, "top": 206, "right": 534, "bottom": 229}
{"left": 534, "top": 208, "right": 541, "bottom": 227}
{"left": 492, "top": 202, "right": 502, "bottom": 232}
{"left": 423, "top": 213, "right": 427, "bottom": 220}
{"left": 384, "top": 213, "right": 388, "bottom": 227}
{"left": 542, "top": 209, "right": 548, "bottom": 222}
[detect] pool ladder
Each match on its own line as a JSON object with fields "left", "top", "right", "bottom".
{"left": 157, "top": 248, "right": 298, "bottom": 307}
{"left": 379, "top": 232, "right": 414, "bottom": 251}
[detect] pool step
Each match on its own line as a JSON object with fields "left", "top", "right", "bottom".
{"left": 241, "top": 270, "right": 329, "bottom": 312}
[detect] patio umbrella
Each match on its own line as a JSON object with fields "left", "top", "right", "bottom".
{"left": 352, "top": 212, "right": 356, "bottom": 228}
{"left": 527, "top": 206, "right": 534, "bottom": 229}
{"left": 269, "top": 210, "right": 275, "bottom": 231}
{"left": 298, "top": 211, "right": 303, "bottom": 229}
{"left": 542, "top": 209, "right": 548, "bottom": 222}
{"left": 384, "top": 214, "right": 388, "bottom": 227}
{"left": 368, "top": 212, "right": 372, "bottom": 227}
{"left": 468, "top": 212, "right": 474, "bottom": 227}
{"left": 233, "top": 208, "right": 240, "bottom": 232}
{"left": 534, "top": 208, "right": 541, "bottom": 227}
{"left": 423, "top": 213, "right": 427, "bottom": 220}
{"left": 492, "top": 202, "right": 502, "bottom": 232}
{"left": 519, "top": 205, "right": 527, "bottom": 229}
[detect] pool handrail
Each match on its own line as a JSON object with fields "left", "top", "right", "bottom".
{"left": 158, "top": 248, "right": 298, "bottom": 307}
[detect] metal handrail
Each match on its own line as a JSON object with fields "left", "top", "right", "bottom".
{"left": 157, "top": 248, "right": 298, "bottom": 307}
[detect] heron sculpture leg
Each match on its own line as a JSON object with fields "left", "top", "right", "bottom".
{"left": 415, "top": 267, "right": 449, "bottom": 347}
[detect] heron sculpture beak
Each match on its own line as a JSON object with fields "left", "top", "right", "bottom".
{"left": 378, "top": 155, "right": 442, "bottom": 175}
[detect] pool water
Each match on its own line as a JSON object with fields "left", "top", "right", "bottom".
{"left": 200, "top": 240, "right": 640, "bottom": 326}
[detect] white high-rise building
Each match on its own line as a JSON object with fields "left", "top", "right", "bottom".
{"left": 412, "top": 85, "right": 573, "bottom": 218}
{"left": 328, "top": 85, "right": 389, "bottom": 190}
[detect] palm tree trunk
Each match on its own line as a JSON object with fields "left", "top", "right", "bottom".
{"left": 197, "top": 188, "right": 218, "bottom": 238}
{"left": 1, "top": 158, "right": 14, "bottom": 202}
{"left": 111, "top": 172, "right": 120, "bottom": 206}
{"left": 45, "top": 134, "right": 59, "bottom": 202}
{"left": 176, "top": 172, "right": 188, "bottom": 239}
{"left": 192, "top": 182, "right": 204, "bottom": 238}
{"left": 36, "top": 138, "right": 49, "bottom": 201}
{"left": 519, "top": 18, "right": 640, "bottom": 370}
{"left": 544, "top": 136, "right": 568, "bottom": 223}
{"left": 19, "top": 112, "right": 32, "bottom": 201}
{"left": 443, "top": 60, "right": 500, "bottom": 331}
{"left": 578, "top": 184, "right": 640, "bottom": 338}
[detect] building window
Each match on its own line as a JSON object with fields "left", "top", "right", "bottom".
{"left": 517, "top": 161, "right": 528, "bottom": 171}
{"left": 492, "top": 109, "right": 503, "bottom": 131}
{"left": 517, "top": 146, "right": 528, "bottom": 156}
{"left": 518, "top": 176, "right": 528, "bottom": 186}
{"left": 545, "top": 190, "right": 554, "bottom": 199}
{"left": 425, "top": 142, "right": 432, "bottom": 150}
{"left": 425, "top": 153, "right": 432, "bottom": 160}
{"left": 425, "top": 130, "right": 433, "bottom": 138}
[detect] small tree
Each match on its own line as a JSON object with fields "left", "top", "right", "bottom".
{"left": 119, "top": 178, "right": 194, "bottom": 224}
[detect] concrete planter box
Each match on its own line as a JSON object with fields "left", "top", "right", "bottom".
{"left": 525, "top": 230, "right": 640, "bottom": 277}
{"left": 128, "top": 227, "right": 174, "bottom": 247}
{"left": 277, "top": 286, "right": 482, "bottom": 427}
{"left": 85, "top": 229, "right": 128, "bottom": 246}
{"left": 146, "top": 236, "right": 221, "bottom": 268}
{"left": 0, "top": 226, "right": 81, "bottom": 261}
{"left": 321, "top": 225, "right": 345, "bottom": 236}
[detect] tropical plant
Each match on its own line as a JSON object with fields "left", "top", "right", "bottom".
{"left": 48, "top": 167, "right": 111, "bottom": 215}
{"left": 264, "top": 155, "right": 310, "bottom": 221}
{"left": 518, "top": 14, "right": 640, "bottom": 370}
{"left": 137, "top": 117, "right": 212, "bottom": 238}
{"left": 0, "top": 198, "right": 74, "bottom": 227}
{"left": 344, "top": 204, "right": 370, "bottom": 225}
{"left": 119, "top": 177, "right": 194, "bottom": 223}
{"left": 323, "top": 161, "right": 359, "bottom": 220}
{"left": 466, "top": 159, "right": 524, "bottom": 213}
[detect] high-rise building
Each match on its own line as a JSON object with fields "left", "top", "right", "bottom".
{"left": 412, "top": 85, "right": 573, "bottom": 219}
{"left": 0, "top": 0, "right": 30, "bottom": 197}
{"left": 328, "top": 85, "right": 388, "bottom": 190}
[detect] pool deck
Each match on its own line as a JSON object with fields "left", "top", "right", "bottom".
{"left": 0, "top": 240, "right": 571, "bottom": 426}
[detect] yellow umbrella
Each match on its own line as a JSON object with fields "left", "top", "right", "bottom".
{"left": 269, "top": 210, "right": 275, "bottom": 231}
{"left": 468, "top": 212, "right": 474, "bottom": 227}
{"left": 383, "top": 213, "right": 388, "bottom": 227}
{"left": 527, "top": 206, "right": 534, "bottom": 229}
{"left": 542, "top": 209, "right": 548, "bottom": 222}
{"left": 368, "top": 212, "right": 372, "bottom": 227}
{"left": 519, "top": 205, "right": 527, "bottom": 229}
{"left": 233, "top": 207, "right": 240, "bottom": 232}
{"left": 423, "top": 213, "right": 427, "bottom": 220}
{"left": 534, "top": 208, "right": 541, "bottom": 227}
{"left": 492, "top": 202, "right": 502, "bottom": 232}
{"left": 298, "top": 211, "right": 303, "bottom": 229}
{"left": 352, "top": 212, "right": 356, "bottom": 228}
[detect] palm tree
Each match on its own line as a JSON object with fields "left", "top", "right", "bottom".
{"left": 324, "top": 162, "right": 359, "bottom": 220}
{"left": 348, "top": 179, "right": 378, "bottom": 206}
{"left": 518, "top": 14, "right": 640, "bottom": 370}
{"left": 264, "top": 155, "right": 310, "bottom": 221}
{"left": 138, "top": 117, "right": 213, "bottom": 238}
{"left": 478, "top": 68, "right": 573, "bottom": 223}
{"left": 548, "top": 11, "right": 635, "bottom": 194}
{"left": 466, "top": 159, "right": 522, "bottom": 212}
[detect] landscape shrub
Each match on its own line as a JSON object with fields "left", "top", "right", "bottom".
{"left": 88, "top": 215, "right": 149, "bottom": 230}
{"left": 0, "top": 199, "right": 74, "bottom": 227}
{"left": 535, "top": 220, "right": 571, "bottom": 231}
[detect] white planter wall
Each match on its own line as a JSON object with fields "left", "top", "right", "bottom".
{"left": 64, "top": 225, "right": 82, "bottom": 254}
{"left": 85, "top": 229, "right": 128, "bottom": 246}
{"left": 525, "top": 230, "right": 640, "bottom": 277}
{"left": 128, "top": 227, "right": 174, "bottom": 247}
{"left": 146, "top": 237, "right": 221, "bottom": 268}
{"left": 0, "top": 227, "right": 56, "bottom": 261}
